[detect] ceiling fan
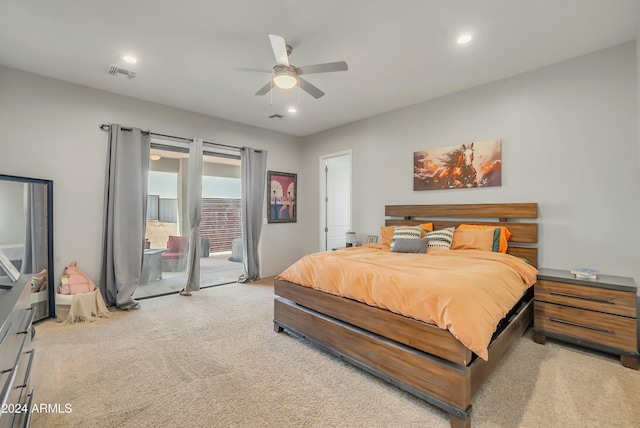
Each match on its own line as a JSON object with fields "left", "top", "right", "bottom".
{"left": 232, "top": 34, "right": 348, "bottom": 99}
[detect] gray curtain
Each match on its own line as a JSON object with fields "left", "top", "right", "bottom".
{"left": 180, "top": 138, "right": 203, "bottom": 296}
{"left": 100, "top": 124, "right": 150, "bottom": 309}
{"left": 238, "top": 147, "right": 267, "bottom": 283}
{"left": 21, "top": 182, "right": 47, "bottom": 274}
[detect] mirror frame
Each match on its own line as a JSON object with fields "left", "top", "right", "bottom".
{"left": 0, "top": 173, "right": 54, "bottom": 320}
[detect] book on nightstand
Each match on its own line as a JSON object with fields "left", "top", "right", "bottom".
{"left": 570, "top": 268, "right": 599, "bottom": 279}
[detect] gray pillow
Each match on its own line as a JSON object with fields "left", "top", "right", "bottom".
{"left": 391, "top": 237, "right": 429, "bottom": 253}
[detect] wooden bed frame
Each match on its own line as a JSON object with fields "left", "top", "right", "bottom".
{"left": 273, "top": 203, "right": 538, "bottom": 428}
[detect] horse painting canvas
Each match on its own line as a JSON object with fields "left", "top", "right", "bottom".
{"left": 413, "top": 139, "right": 502, "bottom": 191}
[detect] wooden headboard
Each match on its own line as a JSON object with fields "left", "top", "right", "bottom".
{"left": 385, "top": 203, "right": 538, "bottom": 267}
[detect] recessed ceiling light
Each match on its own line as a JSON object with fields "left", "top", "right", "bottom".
{"left": 123, "top": 55, "right": 138, "bottom": 64}
{"left": 149, "top": 154, "right": 161, "bottom": 161}
{"left": 288, "top": 107, "right": 297, "bottom": 113}
{"left": 457, "top": 34, "right": 472, "bottom": 45}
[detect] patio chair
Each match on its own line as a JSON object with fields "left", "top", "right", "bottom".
{"left": 229, "top": 237, "right": 243, "bottom": 263}
{"left": 162, "top": 235, "right": 188, "bottom": 271}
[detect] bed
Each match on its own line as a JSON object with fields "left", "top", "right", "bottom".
{"left": 273, "top": 203, "right": 538, "bottom": 428}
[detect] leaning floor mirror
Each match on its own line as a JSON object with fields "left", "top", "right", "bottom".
{"left": 0, "top": 174, "right": 54, "bottom": 321}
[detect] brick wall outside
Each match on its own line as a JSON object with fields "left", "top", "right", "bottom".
{"left": 201, "top": 198, "right": 242, "bottom": 253}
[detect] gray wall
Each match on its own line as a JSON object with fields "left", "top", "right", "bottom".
{"left": 0, "top": 40, "right": 638, "bottom": 285}
{"left": 301, "top": 41, "right": 640, "bottom": 283}
{"left": 0, "top": 66, "right": 304, "bottom": 280}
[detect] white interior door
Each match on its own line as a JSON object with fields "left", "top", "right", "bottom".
{"left": 320, "top": 152, "right": 351, "bottom": 251}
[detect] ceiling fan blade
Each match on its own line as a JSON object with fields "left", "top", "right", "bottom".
{"left": 296, "top": 61, "right": 348, "bottom": 75}
{"left": 268, "top": 34, "right": 290, "bottom": 66}
{"left": 254, "top": 81, "right": 272, "bottom": 96}
{"left": 298, "top": 77, "right": 325, "bottom": 99}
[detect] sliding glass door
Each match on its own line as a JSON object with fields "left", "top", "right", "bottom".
{"left": 199, "top": 152, "right": 244, "bottom": 287}
{"left": 133, "top": 141, "right": 243, "bottom": 299}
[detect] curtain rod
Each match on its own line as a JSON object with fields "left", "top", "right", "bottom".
{"left": 99, "top": 124, "right": 244, "bottom": 152}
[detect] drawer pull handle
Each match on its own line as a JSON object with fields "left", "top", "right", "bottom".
{"left": 16, "top": 349, "right": 35, "bottom": 389}
{"left": 25, "top": 389, "right": 35, "bottom": 427}
{"left": 549, "top": 291, "right": 614, "bottom": 304}
{"left": 18, "top": 307, "right": 36, "bottom": 335}
{"left": 550, "top": 317, "right": 615, "bottom": 335}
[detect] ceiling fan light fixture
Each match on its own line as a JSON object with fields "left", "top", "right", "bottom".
{"left": 248, "top": 35, "right": 347, "bottom": 99}
{"left": 273, "top": 70, "right": 298, "bottom": 89}
{"left": 457, "top": 34, "right": 473, "bottom": 44}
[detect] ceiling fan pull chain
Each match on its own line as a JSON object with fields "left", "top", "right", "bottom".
{"left": 270, "top": 78, "right": 273, "bottom": 106}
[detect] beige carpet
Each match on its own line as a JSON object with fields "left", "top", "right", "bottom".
{"left": 31, "top": 279, "right": 640, "bottom": 427}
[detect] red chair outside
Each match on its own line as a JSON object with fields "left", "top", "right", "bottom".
{"left": 162, "top": 236, "right": 188, "bottom": 271}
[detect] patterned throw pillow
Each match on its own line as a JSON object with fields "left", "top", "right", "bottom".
{"left": 390, "top": 226, "right": 423, "bottom": 251}
{"left": 424, "top": 227, "right": 455, "bottom": 250}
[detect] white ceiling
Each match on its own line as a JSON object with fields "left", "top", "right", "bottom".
{"left": 1, "top": 1, "right": 638, "bottom": 137}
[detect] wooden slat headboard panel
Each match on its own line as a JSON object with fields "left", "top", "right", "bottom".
{"left": 385, "top": 203, "right": 537, "bottom": 219}
{"left": 385, "top": 203, "right": 538, "bottom": 267}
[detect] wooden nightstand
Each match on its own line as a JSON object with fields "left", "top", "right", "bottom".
{"left": 534, "top": 268, "right": 639, "bottom": 369}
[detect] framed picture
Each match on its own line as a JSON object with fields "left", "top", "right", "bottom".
{"left": 0, "top": 249, "right": 20, "bottom": 283}
{"left": 267, "top": 171, "right": 297, "bottom": 223}
{"left": 367, "top": 235, "right": 378, "bottom": 244}
{"left": 413, "top": 139, "right": 502, "bottom": 191}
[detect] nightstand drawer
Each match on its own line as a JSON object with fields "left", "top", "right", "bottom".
{"left": 535, "top": 301, "right": 637, "bottom": 352}
{"left": 536, "top": 280, "right": 636, "bottom": 317}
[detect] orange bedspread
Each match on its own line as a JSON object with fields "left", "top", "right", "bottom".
{"left": 277, "top": 245, "right": 538, "bottom": 360}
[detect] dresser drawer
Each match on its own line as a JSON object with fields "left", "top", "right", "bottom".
{"left": 0, "top": 349, "right": 34, "bottom": 428}
{"left": 0, "top": 308, "right": 33, "bottom": 368}
{"left": 0, "top": 315, "right": 31, "bottom": 410}
{"left": 536, "top": 280, "right": 636, "bottom": 317}
{"left": 535, "top": 301, "right": 637, "bottom": 352}
{"left": 0, "top": 278, "right": 33, "bottom": 428}
{"left": 0, "top": 306, "right": 33, "bottom": 428}
{"left": 0, "top": 322, "right": 25, "bottom": 375}
{"left": 10, "top": 389, "right": 34, "bottom": 428}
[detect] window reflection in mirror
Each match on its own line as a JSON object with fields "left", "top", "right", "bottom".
{"left": 0, "top": 177, "right": 51, "bottom": 320}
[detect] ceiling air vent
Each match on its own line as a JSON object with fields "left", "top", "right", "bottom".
{"left": 107, "top": 65, "right": 136, "bottom": 79}
{"left": 268, "top": 114, "right": 284, "bottom": 119}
